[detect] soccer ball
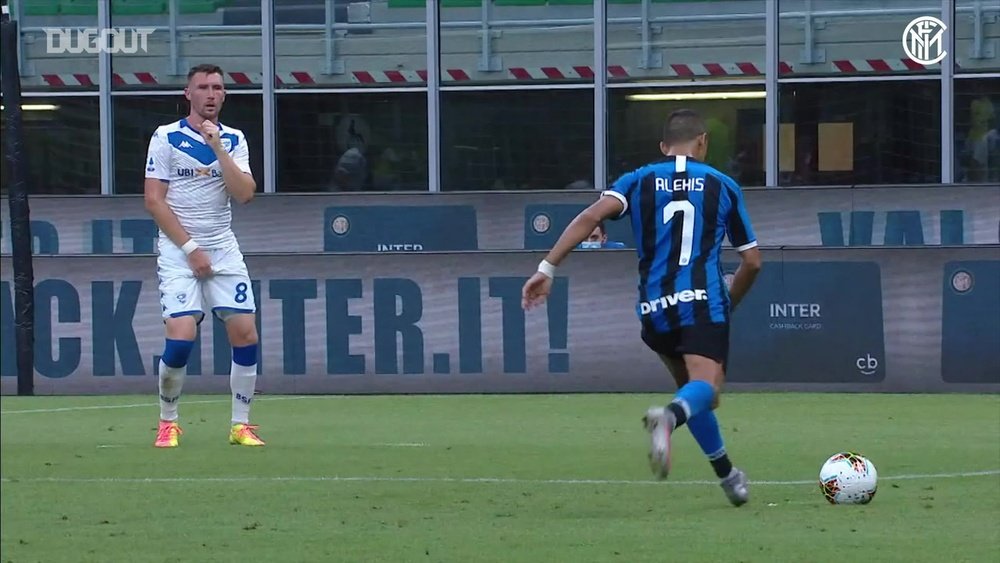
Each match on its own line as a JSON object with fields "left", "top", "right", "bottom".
{"left": 819, "top": 452, "right": 878, "bottom": 505}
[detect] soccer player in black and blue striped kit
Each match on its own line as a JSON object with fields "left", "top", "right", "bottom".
{"left": 522, "top": 109, "right": 762, "bottom": 506}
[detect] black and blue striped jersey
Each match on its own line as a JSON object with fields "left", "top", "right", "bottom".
{"left": 603, "top": 155, "right": 758, "bottom": 332}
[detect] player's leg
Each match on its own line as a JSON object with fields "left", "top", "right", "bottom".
{"left": 223, "top": 312, "right": 263, "bottom": 443}
{"left": 642, "top": 324, "right": 732, "bottom": 480}
{"left": 655, "top": 353, "right": 728, "bottom": 473}
{"left": 640, "top": 329, "right": 687, "bottom": 478}
{"left": 155, "top": 271, "right": 203, "bottom": 448}
{"left": 205, "top": 252, "right": 265, "bottom": 446}
{"left": 682, "top": 325, "right": 748, "bottom": 505}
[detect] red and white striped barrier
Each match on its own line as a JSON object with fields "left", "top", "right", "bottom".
{"left": 35, "top": 59, "right": 935, "bottom": 87}
{"left": 832, "top": 59, "right": 927, "bottom": 73}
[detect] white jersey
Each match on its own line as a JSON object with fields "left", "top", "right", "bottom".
{"left": 144, "top": 119, "right": 252, "bottom": 249}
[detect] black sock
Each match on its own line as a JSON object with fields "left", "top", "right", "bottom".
{"left": 711, "top": 455, "right": 734, "bottom": 479}
{"left": 666, "top": 402, "right": 688, "bottom": 428}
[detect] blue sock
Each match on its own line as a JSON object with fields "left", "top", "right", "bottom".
{"left": 161, "top": 339, "right": 195, "bottom": 369}
{"left": 666, "top": 380, "right": 715, "bottom": 427}
{"left": 687, "top": 410, "right": 734, "bottom": 478}
{"left": 232, "top": 344, "right": 257, "bottom": 367}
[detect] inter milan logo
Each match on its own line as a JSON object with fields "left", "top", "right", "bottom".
{"left": 951, "top": 270, "right": 973, "bottom": 294}
{"left": 331, "top": 215, "right": 350, "bottom": 236}
{"left": 902, "top": 16, "right": 948, "bottom": 65}
{"left": 532, "top": 213, "right": 551, "bottom": 234}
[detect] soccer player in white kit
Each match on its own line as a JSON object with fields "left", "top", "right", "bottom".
{"left": 144, "top": 64, "right": 265, "bottom": 448}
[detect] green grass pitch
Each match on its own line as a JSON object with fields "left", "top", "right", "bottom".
{"left": 2, "top": 393, "right": 998, "bottom": 562}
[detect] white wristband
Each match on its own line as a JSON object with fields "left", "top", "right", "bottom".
{"left": 537, "top": 259, "right": 556, "bottom": 279}
{"left": 181, "top": 239, "right": 199, "bottom": 255}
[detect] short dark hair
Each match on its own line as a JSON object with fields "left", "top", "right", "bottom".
{"left": 662, "top": 109, "right": 707, "bottom": 145}
{"left": 187, "top": 64, "right": 224, "bottom": 82}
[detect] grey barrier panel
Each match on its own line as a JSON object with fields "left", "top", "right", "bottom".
{"left": 2, "top": 186, "right": 998, "bottom": 254}
{"left": 2, "top": 247, "right": 998, "bottom": 396}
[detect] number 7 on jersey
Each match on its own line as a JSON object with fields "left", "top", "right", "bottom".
{"left": 662, "top": 200, "right": 696, "bottom": 266}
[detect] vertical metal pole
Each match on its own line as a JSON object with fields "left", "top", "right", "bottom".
{"left": 478, "top": 0, "right": 495, "bottom": 71}
{"left": 262, "top": 0, "right": 277, "bottom": 193}
{"left": 324, "top": 0, "right": 334, "bottom": 74}
{"left": 13, "top": 0, "right": 25, "bottom": 75}
{"left": 765, "top": 0, "right": 779, "bottom": 187}
{"left": 640, "top": 0, "right": 650, "bottom": 68}
{"left": 427, "top": 0, "right": 441, "bottom": 192}
{"left": 169, "top": 0, "right": 179, "bottom": 75}
{"left": 971, "top": 0, "right": 983, "bottom": 60}
{"left": 594, "top": 0, "right": 607, "bottom": 189}
{"left": 941, "top": 0, "right": 955, "bottom": 184}
{"left": 98, "top": 0, "right": 113, "bottom": 194}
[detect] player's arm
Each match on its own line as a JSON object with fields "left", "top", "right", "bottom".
{"left": 522, "top": 171, "right": 635, "bottom": 310}
{"left": 541, "top": 196, "right": 625, "bottom": 269}
{"left": 723, "top": 181, "right": 762, "bottom": 309}
{"left": 202, "top": 122, "right": 256, "bottom": 203}
{"left": 143, "top": 131, "right": 213, "bottom": 278}
{"left": 144, "top": 179, "right": 190, "bottom": 248}
{"left": 538, "top": 170, "right": 635, "bottom": 273}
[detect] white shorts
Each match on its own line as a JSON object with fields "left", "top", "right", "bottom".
{"left": 157, "top": 241, "right": 257, "bottom": 323}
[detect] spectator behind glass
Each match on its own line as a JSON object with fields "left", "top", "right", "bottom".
{"left": 330, "top": 147, "right": 368, "bottom": 191}
{"left": 579, "top": 221, "right": 626, "bottom": 249}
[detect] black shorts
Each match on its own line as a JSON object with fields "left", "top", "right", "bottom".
{"left": 641, "top": 323, "right": 730, "bottom": 365}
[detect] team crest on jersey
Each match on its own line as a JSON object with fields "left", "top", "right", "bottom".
{"left": 221, "top": 137, "right": 232, "bottom": 152}
{"left": 176, "top": 293, "right": 187, "bottom": 304}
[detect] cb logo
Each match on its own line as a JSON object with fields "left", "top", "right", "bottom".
{"left": 855, "top": 354, "right": 879, "bottom": 376}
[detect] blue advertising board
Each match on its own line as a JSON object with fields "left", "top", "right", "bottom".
{"left": 941, "top": 261, "right": 1000, "bottom": 383}
{"left": 323, "top": 205, "right": 479, "bottom": 252}
{"left": 726, "top": 261, "right": 886, "bottom": 383}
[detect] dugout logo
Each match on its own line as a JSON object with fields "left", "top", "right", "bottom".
{"left": 44, "top": 27, "right": 154, "bottom": 55}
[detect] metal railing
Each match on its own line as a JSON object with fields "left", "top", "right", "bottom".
{"left": 12, "top": 0, "right": 997, "bottom": 77}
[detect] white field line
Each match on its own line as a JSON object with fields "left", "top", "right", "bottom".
{"left": 0, "top": 395, "right": 334, "bottom": 414}
{"left": 1, "top": 470, "right": 997, "bottom": 487}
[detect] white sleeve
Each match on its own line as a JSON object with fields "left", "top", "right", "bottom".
{"left": 233, "top": 134, "right": 252, "bottom": 175}
{"left": 144, "top": 129, "right": 171, "bottom": 181}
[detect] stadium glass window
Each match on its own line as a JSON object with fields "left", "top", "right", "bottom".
{"left": 111, "top": 2, "right": 261, "bottom": 92}
{"left": 608, "top": 0, "right": 765, "bottom": 85}
{"left": 275, "top": 92, "right": 428, "bottom": 192}
{"left": 0, "top": 96, "right": 101, "bottom": 195}
{"left": 956, "top": 0, "right": 1000, "bottom": 73}
{"left": 779, "top": 0, "right": 942, "bottom": 78}
{"left": 440, "top": 89, "right": 594, "bottom": 191}
{"left": 275, "top": 0, "right": 426, "bottom": 90}
{"left": 440, "top": 0, "right": 593, "bottom": 86}
{"left": 778, "top": 80, "right": 942, "bottom": 186}
{"left": 607, "top": 88, "right": 766, "bottom": 188}
{"left": 955, "top": 77, "right": 1000, "bottom": 184}
{"left": 13, "top": 2, "right": 98, "bottom": 93}
{"left": 113, "top": 94, "right": 264, "bottom": 194}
